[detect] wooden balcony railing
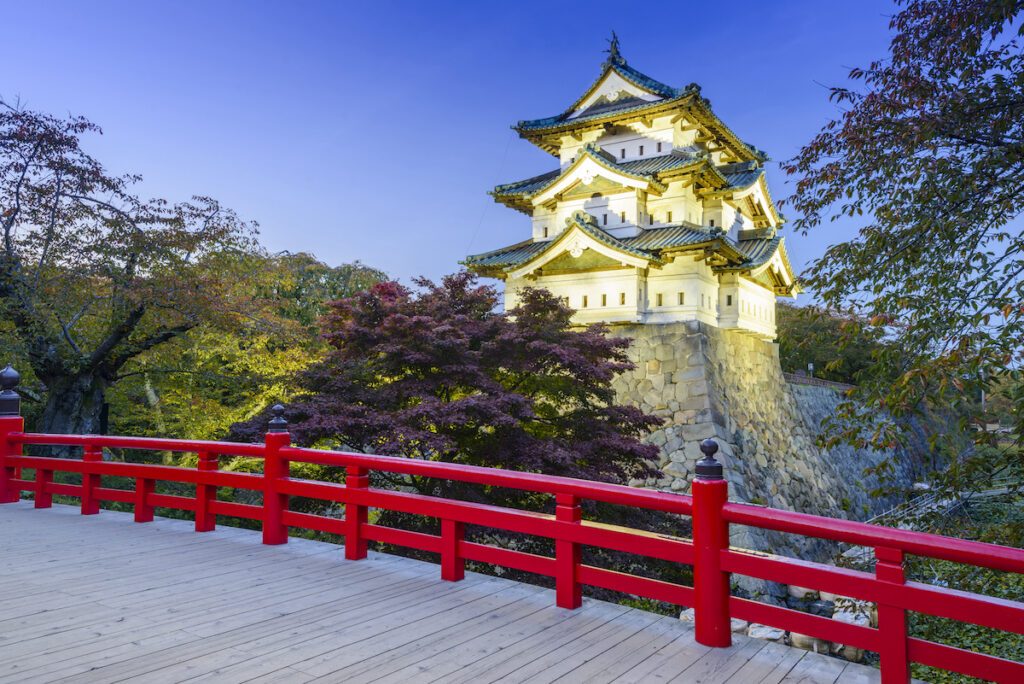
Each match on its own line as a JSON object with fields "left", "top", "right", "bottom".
{"left": 1, "top": 370, "right": 1021, "bottom": 683}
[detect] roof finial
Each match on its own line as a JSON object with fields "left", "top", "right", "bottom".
{"left": 604, "top": 30, "right": 624, "bottom": 65}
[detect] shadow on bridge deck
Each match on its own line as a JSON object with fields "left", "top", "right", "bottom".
{"left": 0, "top": 502, "right": 883, "bottom": 683}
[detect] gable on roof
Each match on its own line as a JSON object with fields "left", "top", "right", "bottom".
{"left": 504, "top": 211, "right": 662, "bottom": 280}
{"left": 567, "top": 68, "right": 665, "bottom": 120}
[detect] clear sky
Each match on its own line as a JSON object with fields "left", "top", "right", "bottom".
{"left": 1, "top": 0, "right": 895, "bottom": 287}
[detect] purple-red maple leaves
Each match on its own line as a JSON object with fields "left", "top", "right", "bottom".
{"left": 233, "top": 272, "right": 661, "bottom": 486}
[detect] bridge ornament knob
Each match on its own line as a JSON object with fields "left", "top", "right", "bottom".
{"left": 267, "top": 404, "right": 288, "bottom": 433}
{"left": 694, "top": 438, "right": 723, "bottom": 480}
{"left": 0, "top": 365, "right": 21, "bottom": 417}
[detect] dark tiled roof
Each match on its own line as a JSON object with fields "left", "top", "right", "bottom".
{"left": 516, "top": 95, "right": 687, "bottom": 132}
{"left": 516, "top": 59, "right": 693, "bottom": 132}
{"left": 492, "top": 169, "right": 561, "bottom": 196}
{"left": 732, "top": 236, "right": 783, "bottom": 269}
{"left": 492, "top": 151, "right": 697, "bottom": 199}
{"left": 618, "top": 153, "right": 697, "bottom": 176}
{"left": 625, "top": 224, "right": 712, "bottom": 250}
{"left": 721, "top": 168, "right": 763, "bottom": 191}
{"left": 466, "top": 219, "right": 786, "bottom": 278}
{"left": 462, "top": 239, "right": 549, "bottom": 269}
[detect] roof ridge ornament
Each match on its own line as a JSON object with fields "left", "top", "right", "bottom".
{"left": 604, "top": 30, "right": 625, "bottom": 66}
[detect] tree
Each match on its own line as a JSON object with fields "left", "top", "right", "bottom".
{"left": 231, "top": 272, "right": 662, "bottom": 498}
{"left": 229, "top": 272, "right": 677, "bottom": 602}
{"left": 781, "top": 0, "right": 1024, "bottom": 494}
{"left": 776, "top": 303, "right": 890, "bottom": 385}
{"left": 0, "top": 99, "right": 262, "bottom": 438}
{"left": 108, "top": 254, "right": 387, "bottom": 444}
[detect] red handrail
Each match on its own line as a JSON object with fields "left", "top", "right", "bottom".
{"left": 1, "top": 419, "right": 1022, "bottom": 684}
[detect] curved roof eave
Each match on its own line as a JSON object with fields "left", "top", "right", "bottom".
{"left": 504, "top": 212, "right": 663, "bottom": 277}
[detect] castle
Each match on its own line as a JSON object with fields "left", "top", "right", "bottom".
{"left": 465, "top": 39, "right": 799, "bottom": 340}
{"left": 465, "top": 43, "right": 931, "bottom": 582}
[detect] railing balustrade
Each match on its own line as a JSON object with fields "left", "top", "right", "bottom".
{"left": 1, "top": 367, "right": 1021, "bottom": 683}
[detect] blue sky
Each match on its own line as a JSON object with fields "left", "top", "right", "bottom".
{"left": 2, "top": 1, "right": 895, "bottom": 287}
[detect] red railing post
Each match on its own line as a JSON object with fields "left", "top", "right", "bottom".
{"left": 692, "top": 439, "right": 731, "bottom": 648}
{"left": 344, "top": 465, "right": 368, "bottom": 560}
{"left": 35, "top": 468, "right": 52, "bottom": 508}
{"left": 555, "top": 493, "right": 582, "bottom": 609}
{"left": 81, "top": 444, "right": 102, "bottom": 515}
{"left": 135, "top": 477, "right": 154, "bottom": 522}
{"left": 0, "top": 365, "right": 23, "bottom": 504}
{"left": 195, "top": 451, "right": 218, "bottom": 532}
{"left": 876, "top": 546, "right": 911, "bottom": 683}
{"left": 441, "top": 518, "right": 465, "bottom": 581}
{"left": 262, "top": 405, "right": 290, "bottom": 545}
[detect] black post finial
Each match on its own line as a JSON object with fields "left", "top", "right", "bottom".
{"left": 267, "top": 404, "right": 288, "bottom": 433}
{"left": 695, "top": 438, "right": 723, "bottom": 480}
{"left": 0, "top": 365, "right": 21, "bottom": 417}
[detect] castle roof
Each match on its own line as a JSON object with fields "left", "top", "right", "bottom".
{"left": 492, "top": 147, "right": 768, "bottom": 217}
{"left": 513, "top": 55, "right": 769, "bottom": 163}
{"left": 464, "top": 211, "right": 776, "bottom": 278}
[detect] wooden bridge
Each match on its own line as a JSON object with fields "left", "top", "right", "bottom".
{"left": 2, "top": 501, "right": 881, "bottom": 683}
{"left": 1, "top": 371, "right": 1023, "bottom": 683}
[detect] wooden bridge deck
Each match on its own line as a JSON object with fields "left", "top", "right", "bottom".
{"left": 0, "top": 502, "right": 883, "bottom": 683}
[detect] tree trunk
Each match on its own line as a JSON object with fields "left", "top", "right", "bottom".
{"left": 33, "top": 372, "right": 108, "bottom": 458}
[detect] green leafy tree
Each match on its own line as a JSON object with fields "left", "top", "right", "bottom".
{"left": 776, "top": 303, "right": 890, "bottom": 385}
{"left": 0, "top": 99, "right": 263, "bottom": 438}
{"left": 108, "top": 254, "right": 387, "bottom": 444}
{"left": 781, "top": 0, "right": 1024, "bottom": 494}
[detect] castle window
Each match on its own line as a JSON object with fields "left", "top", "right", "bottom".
{"left": 657, "top": 142, "right": 663, "bottom": 153}
{"left": 656, "top": 293, "right": 663, "bottom": 307}
{"left": 543, "top": 226, "right": 548, "bottom": 238}
{"left": 649, "top": 214, "right": 654, "bottom": 225}
{"left": 639, "top": 145, "right": 644, "bottom": 155}
{"left": 678, "top": 292, "right": 684, "bottom": 305}
{"left": 667, "top": 211, "right": 672, "bottom": 222}
{"left": 709, "top": 219, "right": 715, "bottom": 227}
{"left": 602, "top": 214, "right": 607, "bottom": 225}
{"left": 620, "top": 211, "right": 625, "bottom": 223}
{"left": 619, "top": 292, "right": 626, "bottom": 305}
{"left": 727, "top": 295, "right": 733, "bottom": 306}
{"left": 620, "top": 148, "right": 625, "bottom": 159}
{"left": 601, "top": 294, "right": 607, "bottom": 307}
{"left": 582, "top": 295, "right": 588, "bottom": 308}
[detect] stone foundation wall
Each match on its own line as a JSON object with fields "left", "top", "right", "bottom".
{"left": 610, "top": 321, "right": 937, "bottom": 597}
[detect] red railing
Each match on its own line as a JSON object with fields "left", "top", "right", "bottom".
{"left": 1, "top": 409, "right": 1023, "bottom": 683}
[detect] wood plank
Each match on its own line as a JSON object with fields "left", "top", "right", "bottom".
{"left": 667, "top": 635, "right": 768, "bottom": 682}
{"left": 724, "top": 640, "right": 806, "bottom": 683}
{"left": 0, "top": 501, "right": 901, "bottom": 684}
{"left": 442, "top": 602, "right": 624, "bottom": 683}
{"left": 778, "top": 648, "right": 848, "bottom": 683}
{"left": 551, "top": 615, "right": 689, "bottom": 682}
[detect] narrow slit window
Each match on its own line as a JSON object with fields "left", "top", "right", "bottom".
{"left": 582, "top": 295, "right": 588, "bottom": 308}
{"left": 619, "top": 292, "right": 626, "bottom": 305}
{"left": 602, "top": 214, "right": 607, "bottom": 225}
{"left": 649, "top": 214, "right": 654, "bottom": 225}
{"left": 639, "top": 145, "right": 644, "bottom": 155}
{"left": 601, "top": 294, "right": 607, "bottom": 307}
{"left": 657, "top": 142, "right": 663, "bottom": 153}
{"left": 656, "top": 293, "right": 663, "bottom": 307}
{"left": 667, "top": 211, "right": 672, "bottom": 222}
{"left": 620, "top": 211, "right": 626, "bottom": 223}
{"left": 543, "top": 226, "right": 548, "bottom": 238}
{"left": 678, "top": 292, "right": 684, "bottom": 305}
{"left": 709, "top": 219, "right": 715, "bottom": 227}
{"left": 726, "top": 295, "right": 733, "bottom": 306}
{"left": 620, "top": 148, "right": 626, "bottom": 159}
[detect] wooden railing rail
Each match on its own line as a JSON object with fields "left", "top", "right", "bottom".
{"left": 0, "top": 370, "right": 1022, "bottom": 683}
